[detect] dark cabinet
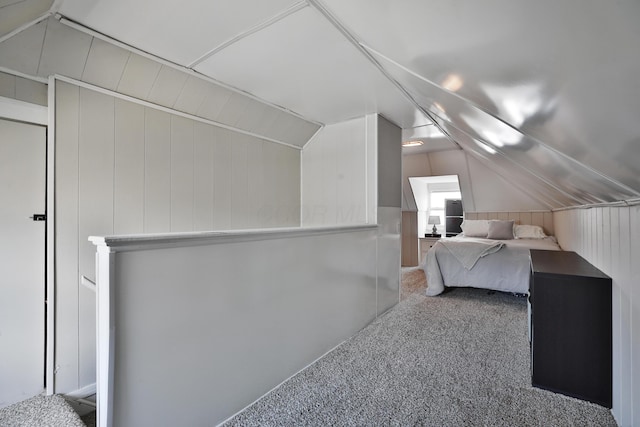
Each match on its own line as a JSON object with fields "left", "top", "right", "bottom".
{"left": 529, "top": 250, "right": 612, "bottom": 408}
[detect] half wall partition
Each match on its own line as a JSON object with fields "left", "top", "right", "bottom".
{"left": 91, "top": 224, "right": 396, "bottom": 426}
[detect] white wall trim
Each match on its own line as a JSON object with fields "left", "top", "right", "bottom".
{"left": 89, "top": 224, "right": 377, "bottom": 253}
{"left": 465, "top": 210, "right": 553, "bottom": 214}
{"left": 552, "top": 198, "right": 640, "bottom": 211}
{"left": 0, "top": 12, "right": 52, "bottom": 45}
{"left": 46, "top": 76, "right": 56, "bottom": 395}
{"left": 0, "top": 66, "right": 49, "bottom": 84}
{"left": 299, "top": 124, "right": 325, "bottom": 151}
{"left": 0, "top": 96, "right": 47, "bottom": 125}
{"left": 52, "top": 75, "right": 303, "bottom": 150}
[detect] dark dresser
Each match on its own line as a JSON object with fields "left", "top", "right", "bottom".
{"left": 529, "top": 249, "right": 612, "bottom": 408}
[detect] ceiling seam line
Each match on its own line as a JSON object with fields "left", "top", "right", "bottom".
{"left": 363, "top": 44, "right": 640, "bottom": 196}
{"left": 449, "top": 124, "right": 581, "bottom": 205}
{"left": 35, "top": 17, "right": 49, "bottom": 78}
{"left": 0, "top": 66, "right": 48, "bottom": 84}
{"left": 187, "top": 1, "right": 308, "bottom": 68}
{"left": 79, "top": 37, "right": 94, "bottom": 81}
{"left": 0, "top": 11, "right": 51, "bottom": 45}
{"left": 306, "top": 0, "right": 460, "bottom": 149}
{"left": 553, "top": 198, "right": 640, "bottom": 211}
{"left": 463, "top": 149, "right": 558, "bottom": 210}
{"left": 441, "top": 119, "right": 577, "bottom": 206}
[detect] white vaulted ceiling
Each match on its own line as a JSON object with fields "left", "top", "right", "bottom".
{"left": 58, "top": 0, "right": 300, "bottom": 66}
{"left": 2, "top": 0, "right": 640, "bottom": 208}
{"left": 55, "top": 0, "right": 432, "bottom": 129}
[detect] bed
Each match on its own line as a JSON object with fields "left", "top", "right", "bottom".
{"left": 422, "top": 219, "right": 561, "bottom": 296}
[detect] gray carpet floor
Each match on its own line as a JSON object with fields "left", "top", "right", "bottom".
{"left": 225, "top": 268, "right": 617, "bottom": 426}
{"left": 0, "top": 394, "right": 85, "bottom": 427}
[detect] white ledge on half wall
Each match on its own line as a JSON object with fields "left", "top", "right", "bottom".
{"left": 89, "top": 224, "right": 378, "bottom": 251}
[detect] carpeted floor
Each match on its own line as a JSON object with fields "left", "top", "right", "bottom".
{"left": 401, "top": 266, "right": 427, "bottom": 300}
{"left": 0, "top": 394, "right": 85, "bottom": 427}
{"left": 224, "top": 270, "right": 617, "bottom": 426}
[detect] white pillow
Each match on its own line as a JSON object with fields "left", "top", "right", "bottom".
{"left": 460, "top": 219, "right": 490, "bottom": 237}
{"left": 515, "top": 224, "right": 546, "bottom": 239}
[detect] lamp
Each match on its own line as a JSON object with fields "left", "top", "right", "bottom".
{"left": 428, "top": 215, "right": 441, "bottom": 235}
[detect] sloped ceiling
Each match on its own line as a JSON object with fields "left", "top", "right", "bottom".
{"left": 55, "top": 0, "right": 431, "bottom": 129}
{"left": 2, "top": 0, "right": 640, "bottom": 208}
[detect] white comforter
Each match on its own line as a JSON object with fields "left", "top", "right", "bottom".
{"left": 423, "top": 236, "right": 561, "bottom": 296}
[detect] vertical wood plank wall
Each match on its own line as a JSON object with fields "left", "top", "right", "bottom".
{"left": 464, "top": 211, "right": 554, "bottom": 236}
{"left": 554, "top": 206, "right": 639, "bottom": 427}
{"left": 55, "top": 81, "right": 301, "bottom": 393}
{"left": 401, "top": 211, "right": 418, "bottom": 266}
{"left": 0, "top": 71, "right": 48, "bottom": 106}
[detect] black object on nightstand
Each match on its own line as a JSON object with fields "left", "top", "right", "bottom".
{"left": 424, "top": 233, "right": 441, "bottom": 238}
{"left": 529, "top": 249, "right": 612, "bottom": 408}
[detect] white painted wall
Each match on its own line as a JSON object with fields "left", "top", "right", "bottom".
{"left": 301, "top": 115, "right": 377, "bottom": 226}
{"left": 402, "top": 149, "right": 551, "bottom": 213}
{"left": 54, "top": 80, "right": 301, "bottom": 394}
{"left": 401, "top": 152, "right": 431, "bottom": 211}
{"left": 554, "top": 205, "right": 640, "bottom": 427}
{"left": 92, "top": 226, "right": 379, "bottom": 426}
{"left": 301, "top": 114, "right": 400, "bottom": 313}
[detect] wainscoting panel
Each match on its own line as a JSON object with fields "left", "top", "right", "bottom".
{"left": 231, "top": 134, "right": 250, "bottom": 229}
{"left": 144, "top": 108, "right": 172, "bottom": 232}
{"left": 170, "top": 115, "right": 195, "bottom": 231}
{"left": 54, "top": 80, "right": 301, "bottom": 395}
{"left": 77, "top": 87, "right": 115, "bottom": 387}
{"left": 554, "top": 206, "right": 639, "bottom": 427}
{"left": 193, "top": 123, "right": 215, "bottom": 231}
{"left": 114, "top": 99, "right": 145, "bottom": 234}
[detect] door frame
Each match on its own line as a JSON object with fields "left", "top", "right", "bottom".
{"left": 0, "top": 94, "right": 52, "bottom": 394}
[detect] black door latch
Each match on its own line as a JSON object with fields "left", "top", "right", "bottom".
{"left": 30, "top": 214, "right": 46, "bottom": 221}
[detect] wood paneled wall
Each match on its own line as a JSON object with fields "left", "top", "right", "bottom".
{"left": 401, "top": 211, "right": 418, "bottom": 266}
{"left": 54, "top": 80, "right": 301, "bottom": 393}
{"left": 0, "top": 71, "right": 47, "bottom": 106}
{"left": 554, "top": 206, "right": 640, "bottom": 427}
{"left": 464, "top": 211, "right": 554, "bottom": 236}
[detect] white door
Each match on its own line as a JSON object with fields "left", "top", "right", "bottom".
{"left": 0, "top": 118, "right": 46, "bottom": 408}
